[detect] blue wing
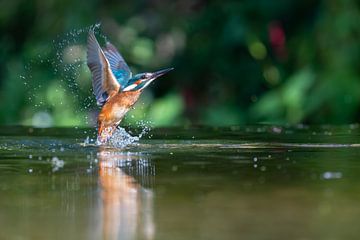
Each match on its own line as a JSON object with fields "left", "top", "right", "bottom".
{"left": 103, "top": 42, "right": 132, "bottom": 90}
{"left": 87, "top": 30, "right": 120, "bottom": 106}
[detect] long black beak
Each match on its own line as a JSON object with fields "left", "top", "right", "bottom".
{"left": 151, "top": 67, "right": 174, "bottom": 79}
{"left": 134, "top": 67, "right": 174, "bottom": 91}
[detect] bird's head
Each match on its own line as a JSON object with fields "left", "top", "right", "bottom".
{"left": 122, "top": 67, "right": 174, "bottom": 92}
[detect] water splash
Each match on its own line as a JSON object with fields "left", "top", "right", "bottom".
{"left": 22, "top": 23, "right": 102, "bottom": 127}
{"left": 51, "top": 23, "right": 102, "bottom": 119}
{"left": 51, "top": 156, "right": 65, "bottom": 172}
{"left": 94, "top": 121, "right": 152, "bottom": 148}
{"left": 134, "top": 120, "right": 153, "bottom": 138}
{"left": 107, "top": 127, "right": 141, "bottom": 148}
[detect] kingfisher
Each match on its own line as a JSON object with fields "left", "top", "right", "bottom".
{"left": 87, "top": 30, "right": 173, "bottom": 144}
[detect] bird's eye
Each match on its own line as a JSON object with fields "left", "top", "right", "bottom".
{"left": 141, "top": 75, "right": 147, "bottom": 79}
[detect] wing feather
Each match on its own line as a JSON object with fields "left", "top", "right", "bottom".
{"left": 103, "top": 42, "right": 132, "bottom": 90}
{"left": 87, "top": 30, "right": 120, "bottom": 106}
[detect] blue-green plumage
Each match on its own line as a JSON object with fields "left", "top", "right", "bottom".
{"left": 103, "top": 42, "right": 132, "bottom": 88}
{"left": 102, "top": 40, "right": 173, "bottom": 92}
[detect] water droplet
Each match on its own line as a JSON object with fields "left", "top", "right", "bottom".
{"left": 51, "top": 157, "right": 65, "bottom": 172}
{"left": 322, "top": 172, "right": 342, "bottom": 180}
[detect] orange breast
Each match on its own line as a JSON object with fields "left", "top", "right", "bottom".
{"left": 98, "top": 91, "right": 141, "bottom": 127}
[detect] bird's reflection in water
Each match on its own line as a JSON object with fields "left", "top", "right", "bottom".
{"left": 98, "top": 147, "right": 155, "bottom": 240}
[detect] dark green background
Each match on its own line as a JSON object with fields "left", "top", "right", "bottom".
{"left": 0, "top": 0, "right": 359, "bottom": 127}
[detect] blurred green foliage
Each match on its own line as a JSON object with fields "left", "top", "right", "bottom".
{"left": 0, "top": 0, "right": 359, "bottom": 127}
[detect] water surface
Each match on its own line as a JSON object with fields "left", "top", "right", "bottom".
{"left": 1, "top": 125, "right": 360, "bottom": 240}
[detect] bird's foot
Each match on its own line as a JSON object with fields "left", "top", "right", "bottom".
{"left": 97, "top": 125, "right": 117, "bottom": 145}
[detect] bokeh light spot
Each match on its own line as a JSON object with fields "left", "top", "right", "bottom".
{"left": 249, "top": 41, "right": 267, "bottom": 60}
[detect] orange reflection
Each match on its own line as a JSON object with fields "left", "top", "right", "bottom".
{"left": 98, "top": 147, "right": 155, "bottom": 240}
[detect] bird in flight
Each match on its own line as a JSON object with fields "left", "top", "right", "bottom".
{"left": 87, "top": 30, "right": 173, "bottom": 144}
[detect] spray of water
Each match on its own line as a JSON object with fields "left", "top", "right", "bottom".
{"left": 82, "top": 126, "right": 150, "bottom": 148}
{"left": 21, "top": 23, "right": 103, "bottom": 126}
{"left": 51, "top": 23, "right": 103, "bottom": 124}
{"left": 23, "top": 23, "right": 152, "bottom": 147}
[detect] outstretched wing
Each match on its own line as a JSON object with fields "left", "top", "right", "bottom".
{"left": 103, "top": 42, "right": 132, "bottom": 90}
{"left": 87, "top": 30, "right": 120, "bottom": 106}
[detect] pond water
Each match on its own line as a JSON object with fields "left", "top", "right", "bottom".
{"left": 1, "top": 125, "right": 360, "bottom": 240}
